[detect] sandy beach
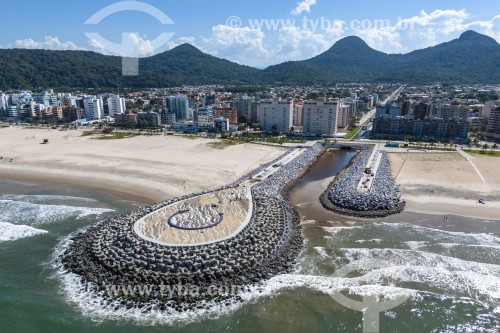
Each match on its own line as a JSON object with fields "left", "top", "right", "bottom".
{"left": 0, "top": 127, "right": 283, "bottom": 203}
{"left": 389, "top": 152, "right": 500, "bottom": 220}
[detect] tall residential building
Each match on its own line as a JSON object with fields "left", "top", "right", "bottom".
{"left": 438, "top": 104, "right": 470, "bottom": 121}
{"left": 0, "top": 92, "right": 8, "bottom": 111}
{"left": 258, "top": 100, "right": 293, "bottom": 132}
{"left": 234, "top": 94, "right": 252, "bottom": 121}
{"left": 196, "top": 106, "right": 214, "bottom": 126}
{"left": 401, "top": 101, "right": 411, "bottom": 116}
{"left": 337, "top": 105, "right": 350, "bottom": 128}
{"left": 167, "top": 95, "right": 190, "bottom": 121}
{"left": 482, "top": 101, "right": 495, "bottom": 118}
{"left": 108, "top": 95, "right": 126, "bottom": 116}
{"left": 486, "top": 107, "right": 500, "bottom": 139}
{"left": 83, "top": 98, "right": 104, "bottom": 119}
{"left": 293, "top": 103, "right": 304, "bottom": 127}
{"left": 413, "top": 102, "right": 431, "bottom": 120}
{"left": 250, "top": 101, "right": 260, "bottom": 124}
{"left": 303, "top": 100, "right": 339, "bottom": 136}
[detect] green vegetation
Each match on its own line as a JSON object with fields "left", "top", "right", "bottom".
{"left": 97, "top": 132, "right": 141, "bottom": 140}
{"left": 81, "top": 130, "right": 140, "bottom": 140}
{"left": 1, "top": 31, "right": 499, "bottom": 89}
{"left": 344, "top": 126, "right": 362, "bottom": 140}
{"left": 465, "top": 149, "right": 500, "bottom": 157}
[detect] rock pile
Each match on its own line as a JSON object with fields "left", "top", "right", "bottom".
{"left": 320, "top": 146, "right": 405, "bottom": 217}
{"left": 61, "top": 144, "right": 325, "bottom": 310}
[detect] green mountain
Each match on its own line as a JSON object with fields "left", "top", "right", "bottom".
{"left": 0, "top": 30, "right": 498, "bottom": 89}
{"left": 140, "top": 43, "right": 260, "bottom": 85}
{"left": 260, "top": 31, "right": 500, "bottom": 84}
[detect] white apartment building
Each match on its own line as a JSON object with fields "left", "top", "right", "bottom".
{"left": 303, "top": 100, "right": 339, "bottom": 136}
{"left": 108, "top": 95, "right": 126, "bottom": 116}
{"left": 0, "top": 92, "right": 8, "bottom": 111}
{"left": 258, "top": 100, "right": 293, "bottom": 132}
{"left": 84, "top": 98, "right": 104, "bottom": 120}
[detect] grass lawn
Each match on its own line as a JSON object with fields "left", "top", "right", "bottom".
{"left": 465, "top": 149, "right": 500, "bottom": 157}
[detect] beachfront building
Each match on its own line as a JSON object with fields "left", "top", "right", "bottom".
{"left": 7, "top": 104, "right": 19, "bottom": 118}
{"left": 63, "top": 106, "right": 85, "bottom": 122}
{"left": 83, "top": 98, "right": 104, "bottom": 120}
{"left": 196, "top": 106, "right": 214, "bottom": 126}
{"left": 293, "top": 103, "right": 304, "bottom": 127}
{"left": 108, "top": 95, "right": 126, "bottom": 116}
{"left": 213, "top": 107, "right": 238, "bottom": 125}
{"left": 160, "top": 110, "right": 176, "bottom": 125}
{"left": 0, "top": 92, "right": 7, "bottom": 113}
{"left": 114, "top": 112, "right": 137, "bottom": 127}
{"left": 486, "top": 107, "right": 500, "bottom": 139}
{"left": 34, "top": 91, "right": 58, "bottom": 106}
{"left": 372, "top": 115, "right": 468, "bottom": 142}
{"left": 303, "top": 100, "right": 339, "bottom": 136}
{"left": 137, "top": 112, "right": 161, "bottom": 128}
{"left": 214, "top": 117, "right": 230, "bottom": 132}
{"left": 258, "top": 100, "right": 293, "bottom": 133}
{"left": 337, "top": 105, "right": 350, "bottom": 128}
{"left": 167, "top": 95, "right": 190, "bottom": 121}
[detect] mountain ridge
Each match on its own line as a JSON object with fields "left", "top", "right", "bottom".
{"left": 0, "top": 30, "right": 499, "bottom": 89}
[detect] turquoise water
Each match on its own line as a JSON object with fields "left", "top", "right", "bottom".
{"left": 1, "top": 151, "right": 499, "bottom": 332}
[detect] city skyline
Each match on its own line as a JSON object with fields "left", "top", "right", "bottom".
{"left": 0, "top": 0, "right": 499, "bottom": 67}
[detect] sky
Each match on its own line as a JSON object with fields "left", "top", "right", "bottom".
{"left": 1, "top": 0, "right": 499, "bottom": 68}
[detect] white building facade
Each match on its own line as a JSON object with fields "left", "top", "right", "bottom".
{"left": 303, "top": 100, "right": 339, "bottom": 136}
{"left": 258, "top": 100, "right": 293, "bottom": 132}
{"left": 84, "top": 98, "right": 104, "bottom": 120}
{"left": 108, "top": 95, "right": 126, "bottom": 116}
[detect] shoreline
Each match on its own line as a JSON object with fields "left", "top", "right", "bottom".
{"left": 404, "top": 195, "right": 500, "bottom": 220}
{"left": 0, "top": 164, "right": 163, "bottom": 205}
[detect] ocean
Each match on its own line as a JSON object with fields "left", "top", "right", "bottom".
{"left": 1, "top": 150, "right": 499, "bottom": 333}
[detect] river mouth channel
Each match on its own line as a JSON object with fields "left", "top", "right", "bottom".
{"left": 287, "top": 148, "right": 500, "bottom": 332}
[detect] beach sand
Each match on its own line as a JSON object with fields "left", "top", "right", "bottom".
{"left": 389, "top": 152, "right": 500, "bottom": 220}
{"left": 0, "top": 127, "right": 283, "bottom": 203}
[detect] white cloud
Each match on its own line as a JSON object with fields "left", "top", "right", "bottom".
{"left": 202, "top": 25, "right": 273, "bottom": 66}
{"left": 88, "top": 38, "right": 106, "bottom": 53}
{"left": 122, "top": 33, "right": 155, "bottom": 55}
{"left": 14, "top": 36, "right": 84, "bottom": 51}
{"left": 354, "top": 28, "right": 403, "bottom": 53}
{"left": 291, "top": 0, "right": 317, "bottom": 15}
